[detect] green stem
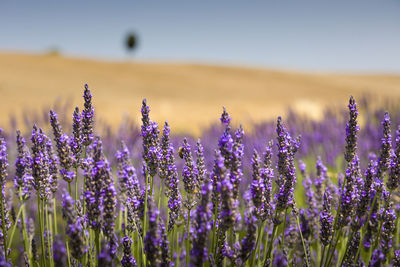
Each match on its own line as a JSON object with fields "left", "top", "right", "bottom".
{"left": 45, "top": 204, "right": 53, "bottom": 267}
{"left": 338, "top": 230, "right": 353, "bottom": 267}
{"left": 20, "top": 200, "right": 31, "bottom": 263}
{"left": 157, "top": 179, "right": 164, "bottom": 222}
{"left": 74, "top": 166, "right": 78, "bottom": 204}
{"left": 95, "top": 230, "right": 101, "bottom": 259}
{"left": 68, "top": 182, "right": 72, "bottom": 197}
{"left": 37, "top": 194, "right": 46, "bottom": 267}
{"left": 186, "top": 206, "right": 192, "bottom": 267}
{"left": 211, "top": 202, "right": 219, "bottom": 255}
{"left": 323, "top": 177, "right": 346, "bottom": 266}
{"left": 251, "top": 220, "right": 265, "bottom": 266}
{"left": 281, "top": 208, "right": 288, "bottom": 248}
{"left": 53, "top": 198, "right": 58, "bottom": 235}
{"left": 6, "top": 203, "right": 25, "bottom": 251}
{"left": 65, "top": 239, "right": 71, "bottom": 267}
{"left": 264, "top": 209, "right": 279, "bottom": 264}
{"left": 319, "top": 246, "right": 326, "bottom": 267}
{"left": 324, "top": 229, "right": 341, "bottom": 267}
{"left": 297, "top": 216, "right": 310, "bottom": 267}
{"left": 0, "top": 185, "right": 8, "bottom": 262}
{"left": 143, "top": 171, "right": 149, "bottom": 240}
{"left": 82, "top": 145, "right": 87, "bottom": 216}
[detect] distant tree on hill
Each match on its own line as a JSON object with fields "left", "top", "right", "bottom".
{"left": 125, "top": 32, "right": 138, "bottom": 55}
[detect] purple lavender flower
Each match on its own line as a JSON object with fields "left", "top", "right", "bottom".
{"left": 380, "top": 203, "right": 396, "bottom": 257}
{"left": 394, "top": 250, "right": 400, "bottom": 267}
{"left": 181, "top": 138, "right": 197, "bottom": 196}
{"left": 357, "top": 159, "right": 377, "bottom": 219}
{"left": 116, "top": 141, "right": 139, "bottom": 202}
{"left": 342, "top": 231, "right": 360, "bottom": 265}
{"left": 388, "top": 126, "right": 400, "bottom": 191}
{"left": 49, "top": 110, "right": 75, "bottom": 183}
{"left": 238, "top": 212, "right": 256, "bottom": 263}
{"left": 121, "top": 236, "right": 137, "bottom": 267}
{"left": 14, "top": 131, "right": 33, "bottom": 201}
{"left": 31, "top": 125, "right": 51, "bottom": 201}
{"left": 102, "top": 176, "right": 117, "bottom": 240}
{"left": 0, "top": 136, "right": 10, "bottom": 254}
{"left": 191, "top": 182, "right": 212, "bottom": 266}
{"left": 319, "top": 189, "right": 333, "bottom": 246}
{"left": 275, "top": 117, "right": 300, "bottom": 212}
{"left": 70, "top": 107, "right": 82, "bottom": 164}
{"left": 195, "top": 139, "right": 207, "bottom": 193}
{"left": 84, "top": 137, "right": 105, "bottom": 230}
{"left": 338, "top": 156, "right": 360, "bottom": 227}
{"left": 62, "top": 192, "right": 85, "bottom": 260}
{"left": 261, "top": 141, "right": 273, "bottom": 213}
{"left": 314, "top": 157, "right": 327, "bottom": 206}
{"left": 141, "top": 99, "right": 160, "bottom": 178}
{"left": 376, "top": 112, "right": 392, "bottom": 181}
{"left": 230, "top": 125, "right": 244, "bottom": 200}
{"left": 46, "top": 136, "right": 59, "bottom": 195}
{"left": 369, "top": 249, "right": 385, "bottom": 266}
{"left": 159, "top": 221, "right": 170, "bottom": 267}
{"left": 220, "top": 170, "right": 236, "bottom": 230}
{"left": 250, "top": 150, "right": 266, "bottom": 220}
{"left": 220, "top": 107, "right": 231, "bottom": 125}
{"left": 210, "top": 149, "right": 225, "bottom": 212}
{"left": 144, "top": 199, "right": 161, "bottom": 266}
{"left": 159, "top": 121, "right": 172, "bottom": 183}
{"left": 344, "top": 96, "right": 359, "bottom": 163}
{"left": 82, "top": 84, "right": 94, "bottom": 146}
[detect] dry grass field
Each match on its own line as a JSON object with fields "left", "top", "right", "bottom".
{"left": 1, "top": 52, "right": 400, "bottom": 133}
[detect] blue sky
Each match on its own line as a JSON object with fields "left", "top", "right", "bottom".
{"left": 1, "top": 0, "right": 399, "bottom": 72}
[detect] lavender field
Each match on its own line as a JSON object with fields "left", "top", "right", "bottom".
{"left": 1, "top": 84, "right": 400, "bottom": 266}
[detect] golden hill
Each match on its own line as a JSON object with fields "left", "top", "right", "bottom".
{"left": 1, "top": 52, "right": 400, "bottom": 133}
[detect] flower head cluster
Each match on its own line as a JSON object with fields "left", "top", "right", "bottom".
{"left": 344, "top": 96, "right": 359, "bottom": 163}
{"left": 388, "top": 126, "right": 400, "bottom": 191}
{"left": 31, "top": 125, "right": 51, "bottom": 200}
{"left": 70, "top": 107, "right": 82, "bottom": 164}
{"left": 14, "top": 131, "right": 33, "bottom": 200}
{"left": 82, "top": 84, "right": 94, "bottom": 146}
{"left": 49, "top": 110, "right": 75, "bottom": 183}
{"left": 121, "top": 236, "right": 137, "bottom": 267}
{"left": 159, "top": 122, "right": 182, "bottom": 231}
{"left": 141, "top": 99, "right": 160, "bottom": 178}
{"left": 181, "top": 138, "right": 198, "bottom": 196}
{"left": 319, "top": 189, "right": 333, "bottom": 246}
{"left": 275, "top": 117, "right": 300, "bottom": 212}
{"left": 191, "top": 182, "right": 212, "bottom": 266}
{"left": 62, "top": 192, "right": 85, "bottom": 260}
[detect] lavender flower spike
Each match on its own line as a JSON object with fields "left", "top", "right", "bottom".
{"left": 181, "top": 138, "right": 197, "bottom": 196}
{"left": 344, "top": 96, "right": 359, "bottom": 163}
{"left": 70, "top": 106, "right": 82, "bottom": 164}
{"left": 62, "top": 192, "right": 85, "bottom": 260}
{"left": 82, "top": 84, "right": 94, "bottom": 146}
{"left": 31, "top": 125, "right": 51, "bottom": 201}
{"left": 0, "top": 136, "right": 10, "bottom": 254}
{"left": 14, "top": 130, "right": 33, "bottom": 201}
{"left": 388, "top": 125, "right": 400, "bottom": 191}
{"left": 141, "top": 99, "right": 160, "bottom": 178}
{"left": 49, "top": 110, "right": 75, "bottom": 183}
{"left": 121, "top": 236, "right": 137, "bottom": 267}
{"left": 191, "top": 182, "right": 212, "bottom": 267}
{"left": 319, "top": 189, "right": 333, "bottom": 246}
{"left": 376, "top": 112, "right": 392, "bottom": 180}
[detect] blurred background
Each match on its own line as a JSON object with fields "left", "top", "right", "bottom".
{"left": 1, "top": 0, "right": 400, "bottom": 133}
